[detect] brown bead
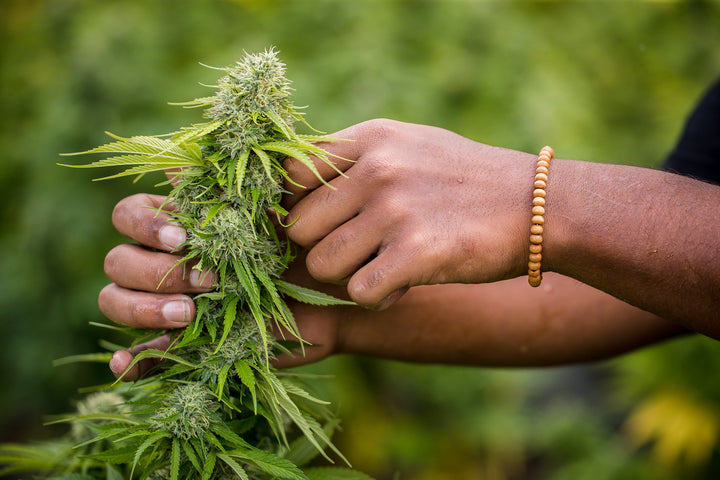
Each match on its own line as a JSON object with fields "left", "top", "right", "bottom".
{"left": 535, "top": 172, "right": 548, "bottom": 182}
{"left": 531, "top": 215, "right": 544, "bottom": 225}
{"left": 532, "top": 205, "right": 545, "bottom": 216}
{"left": 530, "top": 224, "right": 543, "bottom": 235}
{"left": 532, "top": 197, "right": 546, "bottom": 207}
{"left": 541, "top": 146, "right": 554, "bottom": 156}
{"left": 528, "top": 261, "right": 541, "bottom": 270}
{"left": 533, "top": 189, "right": 546, "bottom": 198}
{"left": 530, "top": 234, "right": 543, "bottom": 244}
{"left": 528, "top": 275, "right": 542, "bottom": 287}
{"left": 536, "top": 166, "right": 549, "bottom": 175}
{"left": 529, "top": 244, "right": 543, "bottom": 254}
{"left": 534, "top": 180, "right": 547, "bottom": 189}
{"left": 529, "top": 253, "right": 542, "bottom": 262}
{"left": 537, "top": 160, "right": 550, "bottom": 169}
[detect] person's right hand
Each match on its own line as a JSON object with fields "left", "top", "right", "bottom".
{"left": 99, "top": 193, "right": 348, "bottom": 380}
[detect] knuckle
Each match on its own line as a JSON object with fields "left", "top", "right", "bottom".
{"left": 347, "top": 269, "right": 386, "bottom": 307}
{"left": 305, "top": 249, "right": 335, "bottom": 282}
{"left": 358, "top": 118, "right": 399, "bottom": 143}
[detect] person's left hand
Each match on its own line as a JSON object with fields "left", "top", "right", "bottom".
{"left": 283, "top": 119, "right": 537, "bottom": 310}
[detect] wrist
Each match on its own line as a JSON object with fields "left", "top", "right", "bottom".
{"left": 537, "top": 157, "right": 572, "bottom": 275}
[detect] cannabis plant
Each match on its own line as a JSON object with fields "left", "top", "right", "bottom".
{"left": 0, "top": 49, "right": 371, "bottom": 480}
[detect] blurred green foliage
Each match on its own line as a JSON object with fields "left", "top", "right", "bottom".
{"left": 1, "top": 0, "right": 719, "bottom": 479}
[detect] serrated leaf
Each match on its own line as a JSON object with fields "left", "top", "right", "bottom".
{"left": 228, "top": 448, "right": 308, "bottom": 480}
{"left": 275, "top": 280, "right": 356, "bottom": 306}
{"left": 170, "top": 438, "right": 180, "bottom": 480}
{"left": 235, "top": 149, "right": 251, "bottom": 196}
{"left": 181, "top": 440, "right": 202, "bottom": 474}
{"left": 201, "top": 452, "right": 216, "bottom": 480}
{"left": 201, "top": 201, "right": 229, "bottom": 228}
{"left": 234, "top": 360, "right": 257, "bottom": 412}
{"left": 217, "top": 453, "right": 250, "bottom": 480}
{"left": 215, "top": 296, "right": 239, "bottom": 352}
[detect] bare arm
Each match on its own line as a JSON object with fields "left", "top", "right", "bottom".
{"left": 331, "top": 275, "right": 685, "bottom": 367}
{"left": 283, "top": 119, "right": 720, "bottom": 338}
{"left": 545, "top": 160, "right": 720, "bottom": 335}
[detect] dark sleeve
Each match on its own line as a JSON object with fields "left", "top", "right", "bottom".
{"left": 662, "top": 78, "right": 720, "bottom": 185}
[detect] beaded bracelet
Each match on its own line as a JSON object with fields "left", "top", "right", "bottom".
{"left": 528, "top": 146, "right": 554, "bottom": 287}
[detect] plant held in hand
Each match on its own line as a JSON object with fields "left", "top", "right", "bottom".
{"left": 0, "top": 49, "right": 372, "bottom": 480}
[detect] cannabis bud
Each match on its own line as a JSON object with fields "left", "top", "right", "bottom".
{"left": 0, "top": 49, "right": 372, "bottom": 480}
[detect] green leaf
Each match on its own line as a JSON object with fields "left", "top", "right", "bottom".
{"left": 235, "top": 149, "right": 251, "bottom": 196}
{"left": 132, "top": 430, "right": 171, "bottom": 475}
{"left": 275, "top": 280, "right": 356, "bottom": 306}
{"left": 234, "top": 360, "right": 257, "bottom": 412}
{"left": 52, "top": 352, "right": 114, "bottom": 366}
{"left": 228, "top": 448, "right": 308, "bottom": 480}
{"left": 170, "top": 438, "right": 180, "bottom": 480}
{"left": 265, "top": 109, "right": 297, "bottom": 141}
{"left": 84, "top": 445, "right": 138, "bottom": 464}
{"left": 218, "top": 453, "right": 250, "bottom": 480}
{"left": 201, "top": 451, "right": 216, "bottom": 480}
{"left": 252, "top": 147, "right": 279, "bottom": 185}
{"left": 216, "top": 296, "right": 239, "bottom": 352}
{"left": 215, "top": 362, "right": 233, "bottom": 401}
{"left": 201, "top": 201, "right": 229, "bottom": 228}
{"left": 181, "top": 440, "right": 202, "bottom": 474}
{"left": 105, "top": 463, "right": 124, "bottom": 480}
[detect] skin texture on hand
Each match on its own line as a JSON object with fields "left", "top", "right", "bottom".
{"left": 283, "top": 119, "right": 538, "bottom": 310}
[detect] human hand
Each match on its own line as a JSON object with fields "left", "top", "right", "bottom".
{"left": 283, "top": 119, "right": 537, "bottom": 310}
{"left": 100, "top": 194, "right": 343, "bottom": 379}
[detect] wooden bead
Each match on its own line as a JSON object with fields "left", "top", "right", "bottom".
{"left": 541, "top": 146, "right": 554, "bottom": 157}
{"left": 528, "top": 145, "right": 553, "bottom": 288}
{"left": 530, "top": 234, "right": 543, "bottom": 244}
{"left": 532, "top": 205, "right": 545, "bottom": 216}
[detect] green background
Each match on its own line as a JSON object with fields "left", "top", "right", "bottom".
{"left": 2, "top": 1, "right": 720, "bottom": 479}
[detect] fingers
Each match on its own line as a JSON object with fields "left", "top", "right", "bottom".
{"left": 282, "top": 119, "right": 396, "bottom": 209}
{"left": 109, "top": 335, "right": 172, "bottom": 382}
{"left": 98, "top": 284, "right": 195, "bottom": 329}
{"left": 285, "top": 172, "right": 366, "bottom": 247}
{"left": 112, "top": 193, "right": 185, "bottom": 252}
{"left": 271, "top": 302, "right": 341, "bottom": 369}
{"left": 104, "top": 244, "right": 215, "bottom": 293}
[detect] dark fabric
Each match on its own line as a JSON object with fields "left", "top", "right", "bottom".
{"left": 663, "top": 79, "right": 720, "bottom": 185}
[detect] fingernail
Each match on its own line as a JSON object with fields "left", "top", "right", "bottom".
{"left": 190, "top": 269, "right": 215, "bottom": 289}
{"left": 159, "top": 225, "right": 186, "bottom": 251}
{"left": 162, "top": 300, "right": 191, "bottom": 325}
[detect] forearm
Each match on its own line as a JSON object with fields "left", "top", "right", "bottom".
{"left": 335, "top": 274, "right": 686, "bottom": 366}
{"left": 544, "top": 160, "right": 720, "bottom": 336}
